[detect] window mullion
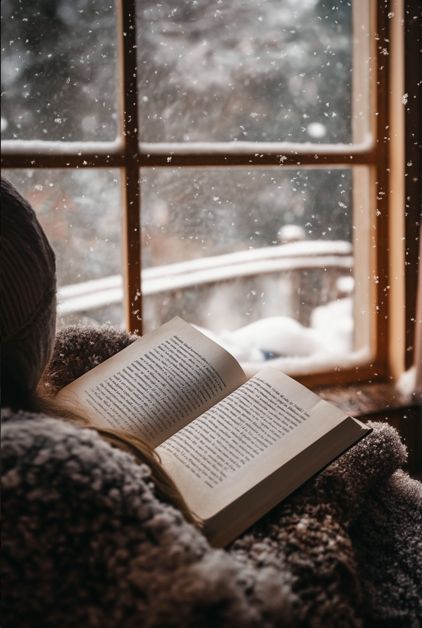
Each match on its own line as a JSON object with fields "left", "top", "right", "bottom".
{"left": 0, "top": 151, "right": 125, "bottom": 169}
{"left": 138, "top": 143, "right": 376, "bottom": 168}
{"left": 117, "top": 0, "right": 142, "bottom": 334}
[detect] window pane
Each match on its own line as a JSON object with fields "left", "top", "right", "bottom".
{"left": 5, "top": 169, "right": 123, "bottom": 328}
{"left": 142, "top": 168, "right": 353, "bottom": 265}
{"left": 141, "top": 167, "right": 370, "bottom": 372}
{"left": 137, "top": 0, "right": 368, "bottom": 144}
{"left": 1, "top": 1, "right": 118, "bottom": 141}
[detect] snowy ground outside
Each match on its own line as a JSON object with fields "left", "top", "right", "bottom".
{"left": 197, "top": 296, "right": 369, "bottom": 376}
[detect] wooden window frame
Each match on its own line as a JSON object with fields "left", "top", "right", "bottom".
{"left": 1, "top": 0, "right": 415, "bottom": 388}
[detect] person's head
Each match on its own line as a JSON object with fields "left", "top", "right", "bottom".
{"left": 1, "top": 177, "right": 57, "bottom": 409}
{"left": 0, "top": 178, "right": 198, "bottom": 523}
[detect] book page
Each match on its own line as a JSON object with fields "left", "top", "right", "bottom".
{"left": 157, "top": 367, "right": 364, "bottom": 517}
{"left": 57, "top": 318, "right": 246, "bottom": 447}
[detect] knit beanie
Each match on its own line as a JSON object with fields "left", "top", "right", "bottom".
{"left": 1, "top": 177, "right": 57, "bottom": 402}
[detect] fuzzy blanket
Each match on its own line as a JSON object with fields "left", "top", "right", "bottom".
{"left": 2, "top": 325, "right": 421, "bottom": 627}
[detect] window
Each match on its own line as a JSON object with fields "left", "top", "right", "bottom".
{"left": 1, "top": 0, "right": 415, "bottom": 385}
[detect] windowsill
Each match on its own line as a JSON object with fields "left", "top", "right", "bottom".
{"left": 315, "top": 381, "right": 422, "bottom": 480}
{"left": 314, "top": 380, "right": 417, "bottom": 416}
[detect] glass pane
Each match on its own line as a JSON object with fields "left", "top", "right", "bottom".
{"left": 5, "top": 169, "right": 123, "bottom": 328}
{"left": 137, "top": 0, "right": 368, "bottom": 144}
{"left": 141, "top": 167, "right": 369, "bottom": 371}
{"left": 1, "top": 1, "right": 118, "bottom": 141}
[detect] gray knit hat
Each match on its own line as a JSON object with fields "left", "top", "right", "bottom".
{"left": 1, "top": 177, "right": 57, "bottom": 401}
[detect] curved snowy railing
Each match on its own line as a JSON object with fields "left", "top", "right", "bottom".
{"left": 57, "top": 240, "right": 353, "bottom": 320}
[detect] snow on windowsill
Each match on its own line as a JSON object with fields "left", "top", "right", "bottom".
{"left": 241, "top": 347, "right": 371, "bottom": 379}
{"left": 141, "top": 137, "right": 374, "bottom": 157}
{"left": 2, "top": 137, "right": 374, "bottom": 158}
{"left": 1, "top": 138, "right": 123, "bottom": 155}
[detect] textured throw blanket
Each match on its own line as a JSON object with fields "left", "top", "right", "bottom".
{"left": 2, "top": 325, "right": 421, "bottom": 627}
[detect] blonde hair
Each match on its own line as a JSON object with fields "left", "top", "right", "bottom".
{"left": 32, "top": 387, "right": 200, "bottom": 527}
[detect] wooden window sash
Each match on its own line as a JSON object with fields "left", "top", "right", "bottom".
{"left": 1, "top": 0, "right": 403, "bottom": 387}
{"left": 118, "top": 0, "right": 141, "bottom": 333}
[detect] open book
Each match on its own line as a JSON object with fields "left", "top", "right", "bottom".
{"left": 57, "top": 317, "right": 370, "bottom": 547}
